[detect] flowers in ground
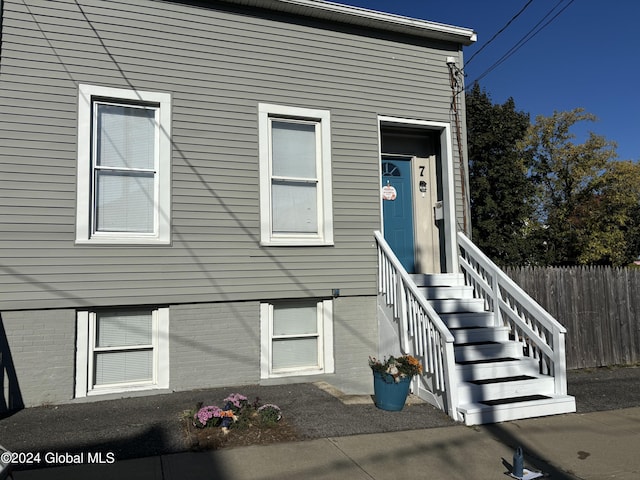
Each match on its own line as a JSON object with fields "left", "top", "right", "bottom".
{"left": 257, "top": 404, "right": 282, "bottom": 425}
{"left": 223, "top": 393, "right": 248, "bottom": 411}
{"left": 194, "top": 405, "right": 236, "bottom": 428}
{"left": 192, "top": 393, "right": 282, "bottom": 431}
{"left": 369, "top": 354, "right": 423, "bottom": 383}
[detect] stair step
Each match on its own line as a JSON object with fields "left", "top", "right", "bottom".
{"left": 429, "top": 298, "right": 486, "bottom": 313}
{"left": 451, "top": 326, "right": 510, "bottom": 344}
{"left": 410, "top": 273, "right": 464, "bottom": 287}
{"left": 418, "top": 285, "right": 475, "bottom": 300}
{"left": 457, "top": 394, "right": 577, "bottom": 426}
{"left": 457, "top": 375, "right": 555, "bottom": 403}
{"left": 454, "top": 341, "right": 521, "bottom": 362}
{"left": 457, "top": 357, "right": 540, "bottom": 381}
{"left": 480, "top": 394, "right": 549, "bottom": 406}
{"left": 439, "top": 312, "right": 495, "bottom": 328}
{"left": 469, "top": 375, "right": 535, "bottom": 385}
{"left": 456, "top": 357, "right": 519, "bottom": 365}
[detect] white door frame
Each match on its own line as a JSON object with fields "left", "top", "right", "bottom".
{"left": 378, "top": 115, "right": 459, "bottom": 273}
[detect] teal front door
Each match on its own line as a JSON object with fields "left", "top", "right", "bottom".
{"left": 382, "top": 158, "right": 415, "bottom": 272}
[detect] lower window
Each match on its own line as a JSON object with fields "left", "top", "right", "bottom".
{"left": 260, "top": 299, "right": 334, "bottom": 378}
{"left": 75, "top": 307, "right": 169, "bottom": 397}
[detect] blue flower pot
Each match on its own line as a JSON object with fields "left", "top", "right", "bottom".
{"left": 373, "top": 371, "right": 411, "bottom": 411}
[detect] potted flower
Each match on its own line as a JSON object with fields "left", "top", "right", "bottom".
{"left": 368, "top": 354, "right": 423, "bottom": 411}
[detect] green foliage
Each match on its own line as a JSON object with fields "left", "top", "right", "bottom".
{"left": 523, "top": 108, "right": 640, "bottom": 266}
{"left": 256, "top": 404, "right": 283, "bottom": 425}
{"left": 572, "top": 161, "right": 640, "bottom": 265}
{"left": 465, "top": 84, "right": 535, "bottom": 266}
{"left": 466, "top": 89, "right": 640, "bottom": 267}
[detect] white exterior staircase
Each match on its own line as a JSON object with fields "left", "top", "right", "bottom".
{"left": 413, "top": 272, "right": 576, "bottom": 425}
{"left": 375, "top": 231, "right": 576, "bottom": 426}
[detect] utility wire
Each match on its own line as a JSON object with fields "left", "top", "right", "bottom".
{"left": 466, "top": 0, "right": 534, "bottom": 67}
{"left": 467, "top": 0, "right": 575, "bottom": 87}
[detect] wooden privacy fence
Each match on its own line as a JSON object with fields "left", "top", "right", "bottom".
{"left": 505, "top": 266, "right": 640, "bottom": 369}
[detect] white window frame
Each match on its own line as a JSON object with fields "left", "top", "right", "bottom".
{"left": 76, "top": 84, "right": 171, "bottom": 244}
{"left": 258, "top": 103, "right": 334, "bottom": 246}
{"left": 260, "top": 299, "right": 334, "bottom": 378}
{"left": 75, "top": 307, "right": 170, "bottom": 397}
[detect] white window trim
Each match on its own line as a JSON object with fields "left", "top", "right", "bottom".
{"left": 260, "top": 300, "right": 334, "bottom": 379}
{"left": 258, "top": 103, "right": 334, "bottom": 246}
{"left": 75, "top": 307, "right": 170, "bottom": 398}
{"left": 76, "top": 84, "right": 172, "bottom": 245}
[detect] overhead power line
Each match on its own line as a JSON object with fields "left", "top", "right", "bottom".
{"left": 466, "top": 0, "right": 534, "bottom": 67}
{"left": 467, "top": 0, "right": 576, "bottom": 88}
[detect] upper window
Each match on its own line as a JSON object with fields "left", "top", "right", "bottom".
{"left": 76, "top": 84, "right": 171, "bottom": 244}
{"left": 258, "top": 104, "right": 333, "bottom": 245}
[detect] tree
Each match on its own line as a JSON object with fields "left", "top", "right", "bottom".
{"left": 466, "top": 84, "right": 535, "bottom": 266}
{"left": 523, "top": 108, "right": 639, "bottom": 266}
{"left": 573, "top": 160, "right": 640, "bottom": 265}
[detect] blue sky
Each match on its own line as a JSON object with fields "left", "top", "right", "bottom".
{"left": 338, "top": 0, "right": 639, "bottom": 161}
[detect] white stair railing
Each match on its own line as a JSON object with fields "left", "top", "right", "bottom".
{"left": 457, "top": 231, "right": 568, "bottom": 395}
{"left": 374, "top": 231, "right": 458, "bottom": 420}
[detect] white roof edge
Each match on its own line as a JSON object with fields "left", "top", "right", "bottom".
{"left": 220, "top": 0, "right": 477, "bottom": 45}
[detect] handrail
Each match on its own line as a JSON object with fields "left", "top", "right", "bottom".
{"left": 457, "top": 231, "right": 568, "bottom": 395}
{"left": 374, "top": 231, "right": 458, "bottom": 420}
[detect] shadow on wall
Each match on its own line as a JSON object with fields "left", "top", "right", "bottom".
{"left": 0, "top": 315, "right": 23, "bottom": 416}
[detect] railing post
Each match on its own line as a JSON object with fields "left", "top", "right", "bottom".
{"left": 397, "top": 278, "right": 410, "bottom": 351}
{"left": 553, "top": 328, "right": 568, "bottom": 395}
{"left": 442, "top": 340, "right": 458, "bottom": 420}
{"left": 491, "top": 272, "right": 501, "bottom": 327}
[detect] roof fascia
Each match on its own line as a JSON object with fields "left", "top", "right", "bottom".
{"left": 218, "top": 0, "right": 477, "bottom": 45}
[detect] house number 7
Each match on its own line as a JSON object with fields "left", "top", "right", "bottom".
{"left": 419, "top": 166, "right": 425, "bottom": 177}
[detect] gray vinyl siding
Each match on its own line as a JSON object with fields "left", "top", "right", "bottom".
{"left": 0, "top": 0, "right": 467, "bottom": 311}
{"left": 169, "top": 301, "right": 261, "bottom": 391}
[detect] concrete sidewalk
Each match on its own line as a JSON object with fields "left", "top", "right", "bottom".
{"left": 10, "top": 407, "right": 640, "bottom": 480}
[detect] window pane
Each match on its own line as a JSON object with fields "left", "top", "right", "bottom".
{"left": 96, "top": 311, "right": 152, "bottom": 348}
{"left": 272, "top": 338, "right": 318, "bottom": 369}
{"left": 272, "top": 181, "right": 317, "bottom": 233}
{"left": 271, "top": 121, "right": 316, "bottom": 178}
{"left": 273, "top": 304, "right": 317, "bottom": 336}
{"left": 94, "top": 349, "right": 153, "bottom": 385}
{"left": 97, "top": 104, "right": 155, "bottom": 170}
{"left": 96, "top": 171, "right": 154, "bottom": 232}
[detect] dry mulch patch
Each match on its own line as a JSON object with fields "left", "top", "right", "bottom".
{"left": 183, "top": 416, "right": 302, "bottom": 450}
{"left": 182, "top": 396, "right": 304, "bottom": 450}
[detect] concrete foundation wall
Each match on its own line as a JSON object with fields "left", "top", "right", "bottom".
{"left": 0, "top": 295, "right": 379, "bottom": 410}
{"left": 330, "top": 296, "right": 378, "bottom": 394}
{"left": 0, "top": 310, "right": 75, "bottom": 410}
